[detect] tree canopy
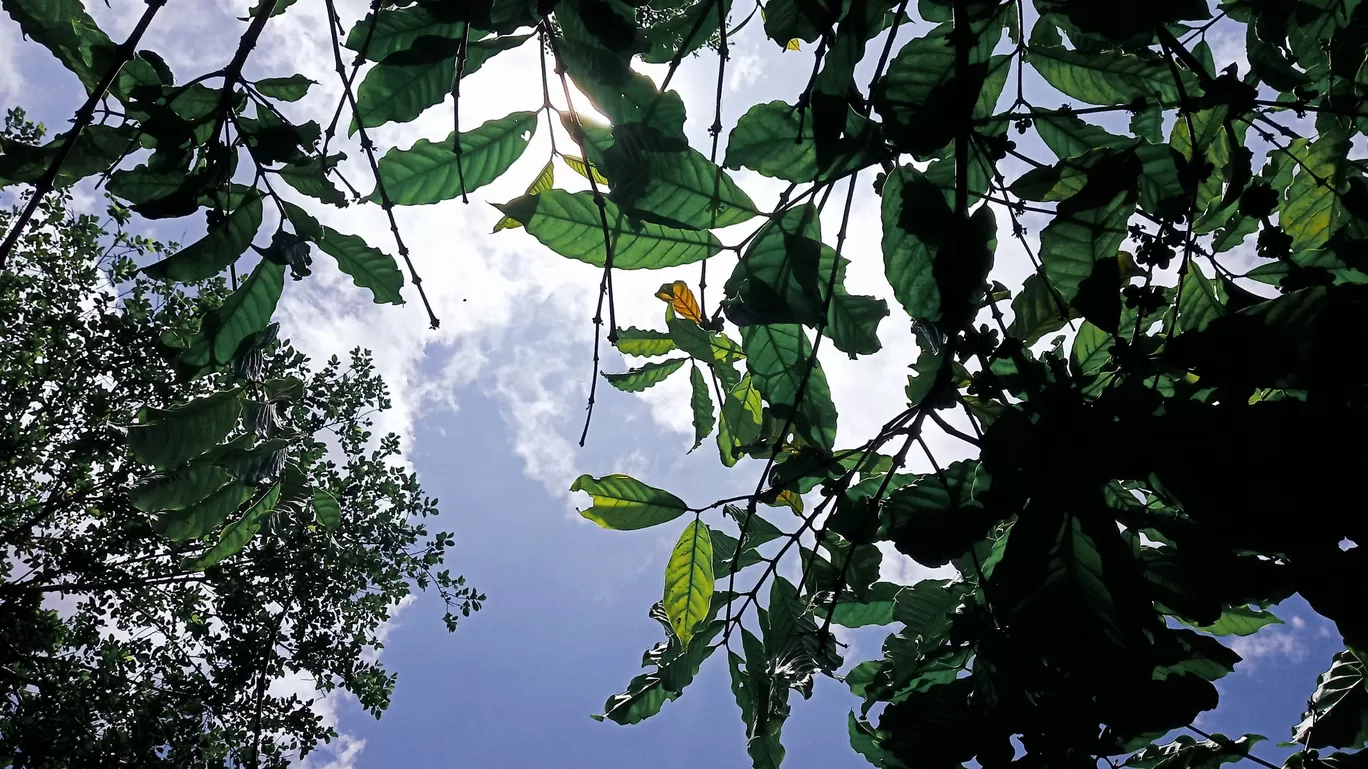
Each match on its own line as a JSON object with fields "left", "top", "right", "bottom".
{"left": 0, "top": 118, "right": 482, "bottom": 766}
{"left": 2, "top": 0, "right": 1368, "bottom": 767}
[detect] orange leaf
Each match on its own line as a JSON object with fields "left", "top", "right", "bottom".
{"left": 655, "top": 281, "right": 704, "bottom": 324}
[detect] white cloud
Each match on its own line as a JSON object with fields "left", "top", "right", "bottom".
{"left": 1230, "top": 615, "right": 1310, "bottom": 669}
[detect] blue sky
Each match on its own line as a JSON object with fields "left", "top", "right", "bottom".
{"left": 0, "top": 0, "right": 1353, "bottom": 766}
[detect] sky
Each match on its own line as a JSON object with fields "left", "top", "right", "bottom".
{"left": 0, "top": 1, "right": 1353, "bottom": 767}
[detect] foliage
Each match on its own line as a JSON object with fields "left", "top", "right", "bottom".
{"left": 0, "top": 178, "right": 481, "bottom": 767}
{"left": 4, "top": 0, "right": 1368, "bottom": 767}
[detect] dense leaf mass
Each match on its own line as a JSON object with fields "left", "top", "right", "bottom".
{"left": 4, "top": 0, "right": 1368, "bottom": 766}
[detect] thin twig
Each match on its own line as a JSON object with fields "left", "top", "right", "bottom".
{"left": 323, "top": 0, "right": 440, "bottom": 329}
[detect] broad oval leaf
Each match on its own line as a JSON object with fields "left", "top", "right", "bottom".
{"left": 151, "top": 482, "right": 254, "bottom": 542}
{"left": 603, "top": 357, "right": 688, "bottom": 392}
{"left": 663, "top": 519, "right": 714, "bottom": 645}
{"left": 571, "top": 474, "right": 689, "bottom": 530}
{"left": 143, "top": 193, "right": 264, "bottom": 282}
{"left": 128, "top": 390, "right": 244, "bottom": 470}
{"left": 495, "top": 189, "right": 721, "bottom": 269}
{"left": 313, "top": 488, "right": 341, "bottom": 530}
{"left": 740, "top": 323, "right": 838, "bottom": 453}
{"left": 373, "top": 111, "right": 538, "bottom": 205}
{"left": 187, "top": 481, "right": 283, "bottom": 570}
{"left": 315, "top": 224, "right": 405, "bottom": 305}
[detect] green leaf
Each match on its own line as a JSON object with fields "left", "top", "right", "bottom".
{"left": 495, "top": 189, "right": 721, "bottom": 269}
{"left": 151, "top": 482, "right": 254, "bottom": 542}
{"left": 875, "top": 21, "right": 1005, "bottom": 154}
{"left": 345, "top": 5, "right": 464, "bottom": 61}
{"left": 315, "top": 224, "right": 405, "bottom": 305}
{"left": 725, "top": 100, "right": 883, "bottom": 183}
{"left": 493, "top": 159, "right": 554, "bottom": 231}
{"left": 571, "top": 474, "right": 689, "bottom": 530}
{"left": 254, "top": 74, "right": 315, "bottom": 101}
{"left": 595, "top": 612, "right": 723, "bottom": 725}
{"left": 614, "top": 327, "right": 677, "bottom": 357}
{"left": 825, "top": 582, "right": 902, "bottom": 628}
{"left": 688, "top": 365, "right": 715, "bottom": 451}
{"left": 1295, "top": 650, "right": 1368, "bottom": 750}
{"left": 881, "top": 165, "right": 950, "bottom": 324}
{"left": 1070, "top": 321, "right": 1115, "bottom": 376}
{"left": 605, "top": 138, "right": 759, "bottom": 230}
{"left": 131, "top": 464, "right": 235, "bottom": 512}
{"left": 3, "top": 0, "right": 114, "bottom": 93}
{"left": 1036, "top": 113, "right": 1131, "bottom": 160}
{"left": 1127, "top": 734, "right": 1266, "bottom": 769}
{"left": 1009, "top": 273, "right": 1072, "bottom": 344}
{"left": 312, "top": 488, "right": 341, "bottom": 530}
{"left": 351, "top": 31, "right": 528, "bottom": 131}
{"left": 741, "top": 324, "right": 838, "bottom": 453}
{"left": 882, "top": 462, "right": 997, "bottom": 568}
{"left": 142, "top": 193, "right": 264, "bottom": 282}
{"left": 728, "top": 205, "right": 845, "bottom": 324}
{"left": 1030, "top": 44, "right": 1190, "bottom": 105}
{"left": 718, "top": 375, "right": 764, "bottom": 465}
{"left": 1180, "top": 605, "right": 1283, "bottom": 637}
{"left": 558, "top": 38, "right": 686, "bottom": 137}
{"left": 187, "top": 481, "right": 282, "bottom": 570}
{"left": 663, "top": 519, "right": 714, "bottom": 645}
{"left": 1039, "top": 188, "right": 1135, "bottom": 302}
{"left": 0, "top": 124, "right": 134, "bottom": 188}
{"left": 373, "top": 111, "right": 537, "bottom": 204}
{"left": 128, "top": 390, "right": 243, "bottom": 470}
{"left": 208, "top": 259, "right": 286, "bottom": 364}
{"left": 1282, "top": 125, "right": 1351, "bottom": 252}
{"left": 1177, "top": 261, "right": 1225, "bottom": 334}
{"left": 277, "top": 154, "right": 347, "bottom": 207}
{"left": 729, "top": 629, "right": 788, "bottom": 769}
{"left": 827, "top": 292, "right": 888, "bottom": 358}
{"left": 603, "top": 357, "right": 688, "bottom": 392}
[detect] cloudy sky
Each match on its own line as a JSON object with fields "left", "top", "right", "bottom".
{"left": 0, "top": 1, "right": 1350, "bottom": 767}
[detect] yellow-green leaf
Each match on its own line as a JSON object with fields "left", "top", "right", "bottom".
{"left": 663, "top": 519, "right": 714, "bottom": 645}
{"left": 493, "top": 160, "right": 555, "bottom": 232}
{"left": 571, "top": 474, "right": 689, "bottom": 530}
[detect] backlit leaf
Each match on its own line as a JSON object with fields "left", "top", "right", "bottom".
{"left": 688, "top": 365, "right": 715, "bottom": 451}
{"left": 187, "top": 481, "right": 282, "bottom": 570}
{"left": 663, "top": 519, "right": 714, "bottom": 645}
{"left": 373, "top": 111, "right": 537, "bottom": 204}
{"left": 151, "top": 482, "right": 254, "bottom": 542}
{"left": 571, "top": 474, "right": 689, "bottom": 530}
{"left": 313, "top": 488, "right": 341, "bottom": 530}
{"left": 657, "top": 280, "right": 705, "bottom": 323}
{"left": 741, "top": 324, "right": 838, "bottom": 453}
{"left": 495, "top": 189, "right": 721, "bottom": 269}
{"left": 493, "top": 160, "right": 554, "bottom": 232}
{"left": 603, "top": 357, "right": 688, "bottom": 392}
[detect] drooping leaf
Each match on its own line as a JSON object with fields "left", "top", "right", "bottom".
{"left": 1295, "top": 650, "right": 1368, "bottom": 750}
{"left": 663, "top": 519, "right": 714, "bottom": 645}
{"left": 206, "top": 259, "right": 286, "bottom": 365}
{"left": 151, "top": 482, "right": 255, "bottom": 542}
{"left": 1177, "top": 261, "right": 1225, "bottom": 334}
{"left": 571, "top": 474, "right": 689, "bottom": 530}
{"left": 143, "top": 193, "right": 264, "bottom": 282}
{"left": 882, "top": 165, "right": 950, "bottom": 324}
{"left": 604, "top": 133, "right": 759, "bottom": 229}
{"left": 688, "top": 365, "right": 715, "bottom": 451}
{"left": 1126, "top": 734, "right": 1265, "bottom": 769}
{"left": 312, "top": 488, "right": 341, "bottom": 530}
{"left": 315, "top": 224, "right": 405, "bottom": 305}
{"left": 131, "top": 464, "right": 235, "bottom": 512}
{"left": 730, "top": 629, "right": 789, "bottom": 769}
{"left": 127, "top": 390, "right": 243, "bottom": 470}
{"left": 187, "top": 481, "right": 282, "bottom": 570}
{"left": 495, "top": 189, "right": 721, "bottom": 269}
{"left": 741, "top": 324, "right": 838, "bottom": 453}
{"left": 493, "top": 159, "right": 554, "bottom": 231}
{"left": 603, "top": 357, "right": 688, "bottom": 392}
{"left": 1039, "top": 174, "right": 1137, "bottom": 302}
{"left": 373, "top": 111, "right": 537, "bottom": 204}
